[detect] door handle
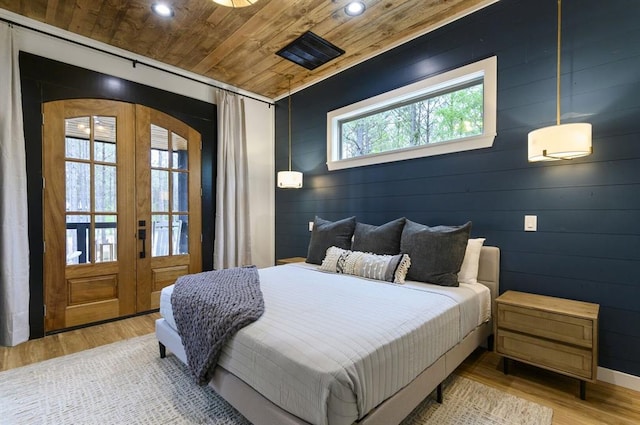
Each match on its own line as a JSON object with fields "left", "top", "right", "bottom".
{"left": 138, "top": 228, "right": 147, "bottom": 258}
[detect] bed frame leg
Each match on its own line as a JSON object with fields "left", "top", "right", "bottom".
{"left": 159, "top": 342, "right": 166, "bottom": 359}
{"left": 436, "top": 383, "right": 443, "bottom": 404}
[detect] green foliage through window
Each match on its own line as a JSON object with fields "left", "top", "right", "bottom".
{"left": 339, "top": 82, "right": 483, "bottom": 159}
{"left": 327, "top": 56, "right": 497, "bottom": 171}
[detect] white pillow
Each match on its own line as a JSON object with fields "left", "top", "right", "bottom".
{"left": 458, "top": 238, "right": 485, "bottom": 284}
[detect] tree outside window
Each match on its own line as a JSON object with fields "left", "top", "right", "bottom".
{"left": 327, "top": 56, "right": 497, "bottom": 171}
{"left": 340, "top": 83, "right": 483, "bottom": 159}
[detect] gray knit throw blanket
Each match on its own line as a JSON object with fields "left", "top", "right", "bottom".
{"left": 171, "top": 266, "right": 264, "bottom": 386}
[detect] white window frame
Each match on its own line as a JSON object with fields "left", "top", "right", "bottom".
{"left": 326, "top": 56, "right": 497, "bottom": 171}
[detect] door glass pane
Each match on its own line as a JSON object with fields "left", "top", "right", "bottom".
{"left": 151, "top": 170, "right": 169, "bottom": 212}
{"left": 66, "top": 138, "right": 90, "bottom": 160}
{"left": 95, "top": 165, "right": 116, "bottom": 212}
{"left": 172, "top": 171, "right": 188, "bottom": 212}
{"left": 95, "top": 215, "right": 117, "bottom": 263}
{"left": 66, "top": 161, "right": 90, "bottom": 212}
{"left": 151, "top": 214, "right": 170, "bottom": 257}
{"left": 65, "top": 117, "right": 90, "bottom": 159}
{"left": 66, "top": 215, "right": 90, "bottom": 265}
{"left": 174, "top": 215, "right": 188, "bottom": 255}
{"left": 95, "top": 140, "right": 116, "bottom": 163}
{"left": 94, "top": 117, "right": 116, "bottom": 164}
{"left": 172, "top": 132, "right": 188, "bottom": 170}
{"left": 151, "top": 125, "right": 169, "bottom": 168}
{"left": 94, "top": 116, "right": 116, "bottom": 143}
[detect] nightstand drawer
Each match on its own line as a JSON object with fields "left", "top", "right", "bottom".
{"left": 496, "top": 329, "right": 594, "bottom": 380}
{"left": 497, "top": 303, "right": 594, "bottom": 348}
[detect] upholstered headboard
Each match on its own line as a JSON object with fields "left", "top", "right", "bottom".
{"left": 477, "top": 246, "right": 500, "bottom": 304}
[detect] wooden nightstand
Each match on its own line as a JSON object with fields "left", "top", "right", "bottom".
{"left": 276, "top": 257, "right": 306, "bottom": 266}
{"left": 494, "top": 290, "right": 599, "bottom": 400}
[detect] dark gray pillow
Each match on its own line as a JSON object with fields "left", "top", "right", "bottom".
{"left": 400, "top": 220, "right": 472, "bottom": 286}
{"left": 352, "top": 217, "right": 406, "bottom": 255}
{"left": 306, "top": 216, "right": 356, "bottom": 265}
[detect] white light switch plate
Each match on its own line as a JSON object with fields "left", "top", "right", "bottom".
{"left": 524, "top": 215, "right": 537, "bottom": 232}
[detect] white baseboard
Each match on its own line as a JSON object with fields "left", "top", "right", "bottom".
{"left": 598, "top": 366, "right": 640, "bottom": 392}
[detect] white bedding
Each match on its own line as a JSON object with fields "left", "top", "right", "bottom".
{"left": 160, "top": 262, "right": 490, "bottom": 425}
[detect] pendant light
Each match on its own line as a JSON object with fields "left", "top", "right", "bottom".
{"left": 528, "top": 0, "right": 592, "bottom": 162}
{"left": 277, "top": 76, "right": 303, "bottom": 189}
{"left": 212, "top": 0, "right": 259, "bottom": 7}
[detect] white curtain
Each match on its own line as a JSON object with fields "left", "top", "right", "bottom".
{"left": 213, "top": 90, "right": 252, "bottom": 269}
{"left": 0, "top": 24, "right": 30, "bottom": 346}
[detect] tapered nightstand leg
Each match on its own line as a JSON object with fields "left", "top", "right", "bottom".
{"left": 580, "top": 380, "right": 586, "bottom": 400}
{"left": 503, "top": 357, "right": 509, "bottom": 375}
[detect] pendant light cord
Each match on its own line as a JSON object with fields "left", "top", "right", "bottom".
{"left": 287, "top": 75, "right": 293, "bottom": 172}
{"left": 556, "top": 0, "right": 562, "bottom": 126}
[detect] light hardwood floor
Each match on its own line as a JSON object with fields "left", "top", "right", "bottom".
{"left": 0, "top": 312, "right": 161, "bottom": 371}
{"left": 1, "top": 313, "right": 639, "bottom": 425}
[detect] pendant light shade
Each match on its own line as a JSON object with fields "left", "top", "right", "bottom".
{"left": 277, "top": 171, "right": 303, "bottom": 189}
{"left": 528, "top": 123, "right": 592, "bottom": 161}
{"left": 527, "top": 0, "right": 592, "bottom": 162}
{"left": 212, "top": 0, "right": 259, "bottom": 8}
{"left": 277, "top": 76, "right": 303, "bottom": 189}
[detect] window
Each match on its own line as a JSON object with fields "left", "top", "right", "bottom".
{"left": 327, "top": 56, "right": 497, "bottom": 170}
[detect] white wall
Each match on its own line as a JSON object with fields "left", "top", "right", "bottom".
{"left": 1, "top": 8, "right": 275, "bottom": 268}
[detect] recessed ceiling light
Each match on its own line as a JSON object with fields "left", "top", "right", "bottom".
{"left": 345, "top": 1, "right": 366, "bottom": 17}
{"left": 152, "top": 2, "right": 174, "bottom": 17}
{"left": 212, "top": 0, "right": 260, "bottom": 7}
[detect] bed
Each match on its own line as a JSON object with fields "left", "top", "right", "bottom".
{"left": 155, "top": 245, "right": 499, "bottom": 425}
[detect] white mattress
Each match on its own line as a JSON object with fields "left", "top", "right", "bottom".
{"left": 160, "top": 263, "right": 490, "bottom": 425}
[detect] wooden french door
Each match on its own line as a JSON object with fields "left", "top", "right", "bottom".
{"left": 43, "top": 99, "right": 201, "bottom": 332}
{"left": 134, "top": 105, "right": 202, "bottom": 312}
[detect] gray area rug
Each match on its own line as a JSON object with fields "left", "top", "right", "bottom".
{"left": 0, "top": 334, "right": 553, "bottom": 425}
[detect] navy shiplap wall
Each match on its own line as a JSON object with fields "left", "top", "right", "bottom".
{"left": 274, "top": 0, "right": 640, "bottom": 376}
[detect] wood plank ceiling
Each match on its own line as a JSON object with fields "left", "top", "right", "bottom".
{"left": 0, "top": 0, "right": 497, "bottom": 99}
